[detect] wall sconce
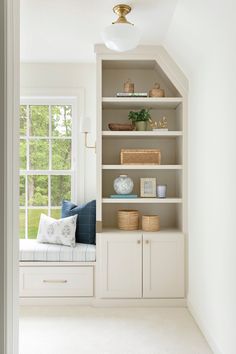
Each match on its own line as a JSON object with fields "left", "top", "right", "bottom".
{"left": 80, "top": 117, "right": 96, "bottom": 151}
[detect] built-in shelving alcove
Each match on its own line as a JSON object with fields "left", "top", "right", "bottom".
{"left": 95, "top": 45, "right": 187, "bottom": 300}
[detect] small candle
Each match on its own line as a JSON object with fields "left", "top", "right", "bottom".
{"left": 157, "top": 184, "right": 167, "bottom": 198}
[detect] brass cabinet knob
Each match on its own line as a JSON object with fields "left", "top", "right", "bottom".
{"left": 145, "top": 240, "right": 149, "bottom": 244}
{"left": 137, "top": 240, "right": 141, "bottom": 244}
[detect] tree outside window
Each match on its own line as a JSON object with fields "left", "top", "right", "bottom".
{"left": 19, "top": 103, "right": 74, "bottom": 239}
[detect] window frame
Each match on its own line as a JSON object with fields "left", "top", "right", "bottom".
{"left": 20, "top": 95, "right": 84, "bottom": 239}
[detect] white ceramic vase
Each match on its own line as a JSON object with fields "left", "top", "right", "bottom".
{"left": 113, "top": 175, "right": 134, "bottom": 195}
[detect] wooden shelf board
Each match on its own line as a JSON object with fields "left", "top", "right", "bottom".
{"left": 102, "top": 131, "right": 183, "bottom": 138}
{"left": 102, "top": 97, "right": 183, "bottom": 109}
{"left": 102, "top": 165, "right": 183, "bottom": 170}
{"left": 102, "top": 198, "right": 182, "bottom": 204}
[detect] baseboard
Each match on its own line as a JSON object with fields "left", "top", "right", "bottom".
{"left": 20, "top": 297, "right": 186, "bottom": 307}
{"left": 20, "top": 297, "right": 95, "bottom": 306}
{"left": 94, "top": 298, "right": 186, "bottom": 307}
{"left": 188, "top": 300, "right": 223, "bottom": 354}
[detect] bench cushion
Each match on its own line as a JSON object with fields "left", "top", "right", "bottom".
{"left": 20, "top": 239, "right": 96, "bottom": 262}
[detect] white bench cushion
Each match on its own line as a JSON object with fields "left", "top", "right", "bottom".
{"left": 19, "top": 239, "right": 96, "bottom": 262}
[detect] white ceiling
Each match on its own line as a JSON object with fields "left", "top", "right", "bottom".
{"left": 20, "top": 0, "right": 178, "bottom": 62}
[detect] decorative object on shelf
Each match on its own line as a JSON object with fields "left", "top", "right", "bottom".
{"left": 80, "top": 116, "right": 96, "bottom": 151}
{"left": 142, "top": 215, "right": 160, "bottom": 232}
{"left": 149, "top": 83, "right": 165, "bottom": 97}
{"left": 117, "top": 209, "right": 139, "bottom": 231}
{"left": 157, "top": 184, "right": 167, "bottom": 198}
{"left": 108, "top": 123, "right": 134, "bottom": 131}
{"left": 128, "top": 108, "right": 151, "bottom": 131}
{"left": 110, "top": 194, "right": 138, "bottom": 198}
{"left": 113, "top": 174, "right": 134, "bottom": 194}
{"left": 121, "top": 149, "right": 161, "bottom": 165}
{"left": 158, "top": 116, "right": 168, "bottom": 130}
{"left": 140, "top": 178, "right": 157, "bottom": 197}
{"left": 124, "top": 79, "right": 134, "bottom": 93}
{"left": 116, "top": 92, "right": 148, "bottom": 97}
{"left": 149, "top": 116, "right": 168, "bottom": 131}
{"left": 101, "top": 4, "right": 140, "bottom": 52}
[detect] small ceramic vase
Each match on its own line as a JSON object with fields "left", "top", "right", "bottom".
{"left": 113, "top": 175, "right": 134, "bottom": 195}
{"left": 124, "top": 79, "right": 134, "bottom": 93}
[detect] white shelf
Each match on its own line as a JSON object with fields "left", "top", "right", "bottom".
{"left": 102, "top": 198, "right": 182, "bottom": 204}
{"left": 102, "top": 165, "right": 183, "bottom": 170}
{"left": 100, "top": 228, "right": 183, "bottom": 235}
{"left": 102, "top": 131, "right": 183, "bottom": 138}
{"left": 102, "top": 97, "right": 183, "bottom": 109}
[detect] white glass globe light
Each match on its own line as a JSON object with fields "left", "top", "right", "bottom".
{"left": 102, "top": 23, "right": 140, "bottom": 52}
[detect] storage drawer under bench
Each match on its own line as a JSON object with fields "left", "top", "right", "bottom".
{"left": 20, "top": 265, "right": 94, "bottom": 297}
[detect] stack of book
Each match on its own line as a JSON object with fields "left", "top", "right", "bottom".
{"left": 116, "top": 92, "right": 148, "bottom": 98}
{"left": 110, "top": 194, "right": 138, "bottom": 198}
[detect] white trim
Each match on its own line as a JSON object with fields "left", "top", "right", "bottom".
{"left": 19, "top": 261, "right": 96, "bottom": 267}
{"left": 19, "top": 206, "right": 61, "bottom": 210}
{"left": 19, "top": 297, "right": 187, "bottom": 307}
{"left": 20, "top": 170, "right": 73, "bottom": 175}
{"left": 188, "top": 301, "right": 223, "bottom": 354}
{"left": 4, "top": 0, "right": 20, "bottom": 352}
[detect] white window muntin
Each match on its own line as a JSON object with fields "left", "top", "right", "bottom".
{"left": 20, "top": 97, "right": 79, "bottom": 238}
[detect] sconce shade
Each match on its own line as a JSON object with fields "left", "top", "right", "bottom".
{"left": 101, "top": 23, "right": 140, "bottom": 52}
{"left": 80, "top": 116, "right": 91, "bottom": 133}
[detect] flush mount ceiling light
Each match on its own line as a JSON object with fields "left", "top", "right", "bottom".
{"left": 101, "top": 4, "right": 140, "bottom": 52}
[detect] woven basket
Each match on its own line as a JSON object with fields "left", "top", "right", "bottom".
{"left": 118, "top": 210, "right": 139, "bottom": 231}
{"left": 120, "top": 149, "right": 161, "bottom": 165}
{"left": 142, "top": 215, "right": 160, "bottom": 232}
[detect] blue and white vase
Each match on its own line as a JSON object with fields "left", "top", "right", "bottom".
{"left": 113, "top": 175, "right": 134, "bottom": 195}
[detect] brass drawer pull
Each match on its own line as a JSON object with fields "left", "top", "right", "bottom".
{"left": 43, "top": 280, "right": 68, "bottom": 284}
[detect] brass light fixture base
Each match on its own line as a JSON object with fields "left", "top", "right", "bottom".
{"left": 112, "top": 4, "right": 133, "bottom": 24}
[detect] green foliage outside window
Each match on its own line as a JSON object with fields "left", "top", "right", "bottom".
{"left": 19, "top": 104, "right": 73, "bottom": 239}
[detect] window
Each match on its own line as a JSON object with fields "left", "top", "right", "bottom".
{"left": 19, "top": 98, "right": 78, "bottom": 239}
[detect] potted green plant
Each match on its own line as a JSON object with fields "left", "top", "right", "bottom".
{"left": 128, "top": 108, "right": 151, "bottom": 131}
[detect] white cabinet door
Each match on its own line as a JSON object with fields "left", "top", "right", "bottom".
{"left": 98, "top": 233, "right": 142, "bottom": 298}
{"left": 143, "top": 232, "right": 185, "bottom": 298}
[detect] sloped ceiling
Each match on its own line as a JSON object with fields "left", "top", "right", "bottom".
{"left": 20, "top": 0, "right": 178, "bottom": 62}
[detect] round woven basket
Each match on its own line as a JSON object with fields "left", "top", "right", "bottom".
{"left": 118, "top": 210, "right": 139, "bottom": 231}
{"left": 142, "top": 215, "right": 160, "bottom": 232}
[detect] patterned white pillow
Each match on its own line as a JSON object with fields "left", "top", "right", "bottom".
{"left": 37, "top": 214, "right": 77, "bottom": 247}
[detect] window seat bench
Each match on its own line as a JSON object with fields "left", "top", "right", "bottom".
{"left": 19, "top": 239, "right": 96, "bottom": 262}
{"left": 19, "top": 240, "right": 96, "bottom": 299}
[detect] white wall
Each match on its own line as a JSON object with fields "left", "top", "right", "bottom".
{"left": 20, "top": 63, "right": 97, "bottom": 202}
{"left": 0, "top": 0, "right": 5, "bottom": 350}
{"left": 165, "top": 1, "right": 236, "bottom": 353}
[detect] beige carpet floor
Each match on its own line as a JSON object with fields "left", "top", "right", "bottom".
{"left": 19, "top": 306, "right": 213, "bottom": 354}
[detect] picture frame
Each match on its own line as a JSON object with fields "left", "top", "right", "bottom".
{"left": 140, "top": 178, "right": 156, "bottom": 197}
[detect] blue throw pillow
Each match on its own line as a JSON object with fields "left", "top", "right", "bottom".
{"left": 61, "top": 200, "right": 96, "bottom": 244}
